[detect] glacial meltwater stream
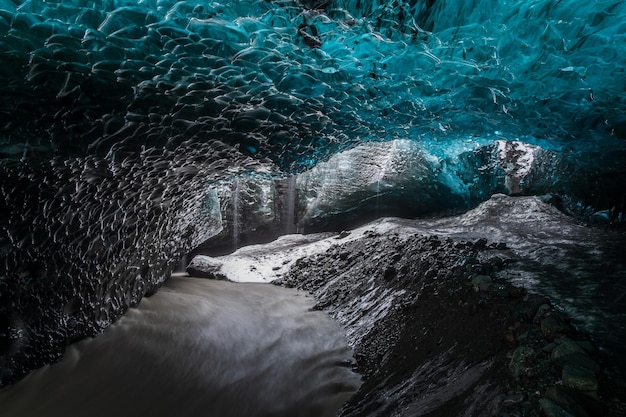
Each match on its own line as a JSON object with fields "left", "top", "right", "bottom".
{"left": 0, "top": 276, "right": 361, "bottom": 417}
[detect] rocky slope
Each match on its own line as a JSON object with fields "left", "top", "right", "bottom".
{"left": 277, "top": 229, "right": 626, "bottom": 417}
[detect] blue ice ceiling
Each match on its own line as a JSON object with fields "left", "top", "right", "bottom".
{"left": 1, "top": 0, "right": 625, "bottom": 386}
{"left": 1, "top": 0, "right": 626, "bottom": 165}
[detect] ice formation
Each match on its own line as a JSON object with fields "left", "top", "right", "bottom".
{"left": 1, "top": 0, "right": 625, "bottom": 385}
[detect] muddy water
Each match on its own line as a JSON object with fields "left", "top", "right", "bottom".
{"left": 0, "top": 276, "right": 361, "bottom": 417}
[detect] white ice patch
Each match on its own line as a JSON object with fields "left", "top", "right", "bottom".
{"left": 496, "top": 140, "right": 540, "bottom": 194}
{"left": 187, "top": 218, "right": 422, "bottom": 283}
{"left": 497, "top": 140, "right": 538, "bottom": 177}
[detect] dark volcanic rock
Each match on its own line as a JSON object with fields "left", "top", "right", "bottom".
{"left": 278, "top": 230, "right": 626, "bottom": 417}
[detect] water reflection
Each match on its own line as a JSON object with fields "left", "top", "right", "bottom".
{"left": 0, "top": 276, "right": 361, "bottom": 417}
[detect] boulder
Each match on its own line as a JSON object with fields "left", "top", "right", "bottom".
{"left": 509, "top": 345, "right": 535, "bottom": 378}
{"left": 562, "top": 365, "right": 599, "bottom": 392}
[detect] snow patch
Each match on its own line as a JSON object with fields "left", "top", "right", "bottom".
{"left": 187, "top": 218, "right": 422, "bottom": 283}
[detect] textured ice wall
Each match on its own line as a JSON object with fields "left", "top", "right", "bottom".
{"left": 332, "top": 0, "right": 626, "bottom": 143}
{"left": 1, "top": 0, "right": 625, "bottom": 385}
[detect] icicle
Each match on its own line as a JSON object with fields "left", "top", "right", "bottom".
{"left": 376, "top": 178, "right": 381, "bottom": 218}
{"left": 284, "top": 174, "right": 297, "bottom": 235}
{"left": 232, "top": 179, "right": 240, "bottom": 251}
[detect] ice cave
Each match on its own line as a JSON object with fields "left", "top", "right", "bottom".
{"left": 0, "top": 0, "right": 625, "bottom": 416}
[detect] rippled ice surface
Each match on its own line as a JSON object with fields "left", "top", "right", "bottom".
{"left": 0, "top": 276, "right": 361, "bottom": 417}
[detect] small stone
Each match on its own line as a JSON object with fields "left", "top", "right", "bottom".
{"left": 552, "top": 340, "right": 585, "bottom": 360}
{"left": 335, "top": 230, "right": 350, "bottom": 239}
{"left": 544, "top": 387, "right": 590, "bottom": 417}
{"left": 554, "top": 335, "right": 570, "bottom": 345}
{"left": 473, "top": 238, "right": 488, "bottom": 249}
{"left": 541, "top": 316, "right": 571, "bottom": 339}
{"left": 562, "top": 365, "right": 599, "bottom": 392}
{"left": 575, "top": 341, "right": 595, "bottom": 353}
{"left": 383, "top": 266, "right": 397, "bottom": 281}
{"left": 471, "top": 275, "right": 492, "bottom": 284}
{"left": 505, "top": 329, "right": 517, "bottom": 346}
{"left": 186, "top": 255, "right": 225, "bottom": 279}
{"left": 508, "top": 285, "right": 527, "bottom": 298}
{"left": 427, "top": 236, "right": 441, "bottom": 248}
{"left": 554, "top": 353, "right": 601, "bottom": 374}
{"left": 501, "top": 393, "right": 525, "bottom": 407}
{"left": 487, "top": 393, "right": 526, "bottom": 415}
{"left": 515, "top": 295, "right": 551, "bottom": 321}
{"left": 539, "top": 398, "right": 577, "bottom": 417}
{"left": 566, "top": 390, "right": 607, "bottom": 416}
{"left": 509, "top": 345, "right": 535, "bottom": 378}
{"left": 533, "top": 303, "right": 552, "bottom": 323}
{"left": 542, "top": 342, "right": 558, "bottom": 353}
{"left": 472, "top": 275, "right": 492, "bottom": 292}
{"left": 517, "top": 327, "right": 542, "bottom": 343}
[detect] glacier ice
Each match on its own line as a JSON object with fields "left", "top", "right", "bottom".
{"left": 1, "top": 0, "right": 625, "bottom": 385}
